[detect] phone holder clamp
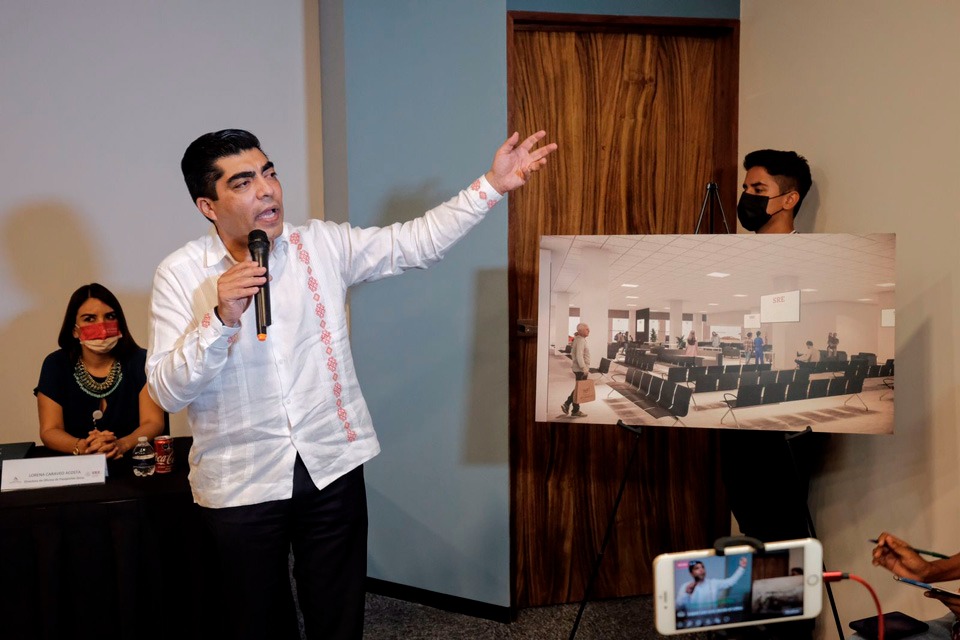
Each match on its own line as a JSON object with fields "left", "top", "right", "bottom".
{"left": 713, "top": 535, "right": 766, "bottom": 556}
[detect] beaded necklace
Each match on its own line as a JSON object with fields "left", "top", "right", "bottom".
{"left": 73, "top": 358, "right": 122, "bottom": 399}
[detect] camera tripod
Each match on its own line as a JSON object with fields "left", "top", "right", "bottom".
{"left": 694, "top": 182, "right": 733, "bottom": 234}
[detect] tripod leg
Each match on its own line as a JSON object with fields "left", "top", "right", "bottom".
{"left": 711, "top": 184, "right": 733, "bottom": 234}
{"left": 568, "top": 430, "right": 643, "bottom": 640}
{"left": 694, "top": 184, "right": 713, "bottom": 234}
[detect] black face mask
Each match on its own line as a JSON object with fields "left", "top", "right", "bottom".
{"left": 737, "top": 192, "right": 773, "bottom": 231}
{"left": 737, "top": 191, "right": 794, "bottom": 232}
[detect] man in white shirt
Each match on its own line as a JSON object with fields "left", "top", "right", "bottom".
{"left": 794, "top": 340, "right": 820, "bottom": 365}
{"left": 147, "top": 128, "right": 556, "bottom": 640}
{"left": 676, "top": 556, "right": 748, "bottom": 612}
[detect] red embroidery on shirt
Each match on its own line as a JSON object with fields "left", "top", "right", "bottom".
{"left": 470, "top": 179, "right": 481, "bottom": 191}
{"left": 291, "top": 239, "right": 354, "bottom": 443}
{"left": 479, "top": 191, "right": 487, "bottom": 200}
{"left": 201, "top": 313, "right": 211, "bottom": 328}
{"left": 227, "top": 334, "right": 240, "bottom": 345}
{"left": 487, "top": 199, "right": 497, "bottom": 209}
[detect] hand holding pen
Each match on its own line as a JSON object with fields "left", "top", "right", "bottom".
{"left": 870, "top": 537, "right": 949, "bottom": 559}
{"left": 872, "top": 532, "right": 951, "bottom": 582}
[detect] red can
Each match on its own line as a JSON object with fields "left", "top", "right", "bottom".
{"left": 154, "top": 436, "right": 175, "bottom": 474}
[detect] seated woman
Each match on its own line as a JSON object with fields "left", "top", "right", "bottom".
{"left": 35, "top": 283, "right": 165, "bottom": 458}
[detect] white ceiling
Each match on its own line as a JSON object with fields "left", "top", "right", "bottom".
{"left": 541, "top": 233, "right": 896, "bottom": 315}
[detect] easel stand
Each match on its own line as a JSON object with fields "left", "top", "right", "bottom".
{"left": 568, "top": 420, "right": 643, "bottom": 640}
{"left": 694, "top": 182, "right": 733, "bottom": 235}
{"left": 784, "top": 427, "right": 843, "bottom": 640}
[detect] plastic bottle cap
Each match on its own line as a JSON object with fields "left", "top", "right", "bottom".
{"left": 138, "top": 436, "right": 148, "bottom": 442}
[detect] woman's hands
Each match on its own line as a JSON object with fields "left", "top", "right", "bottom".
{"left": 84, "top": 429, "right": 123, "bottom": 459}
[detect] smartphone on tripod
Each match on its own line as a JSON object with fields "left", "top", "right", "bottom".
{"left": 653, "top": 538, "right": 823, "bottom": 635}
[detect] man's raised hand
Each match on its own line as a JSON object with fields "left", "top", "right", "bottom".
{"left": 485, "top": 130, "right": 558, "bottom": 195}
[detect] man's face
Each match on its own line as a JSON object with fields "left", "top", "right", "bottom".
{"left": 690, "top": 563, "right": 706, "bottom": 580}
{"left": 197, "top": 148, "right": 284, "bottom": 259}
{"left": 581, "top": 325, "right": 590, "bottom": 337}
{"left": 742, "top": 166, "right": 786, "bottom": 215}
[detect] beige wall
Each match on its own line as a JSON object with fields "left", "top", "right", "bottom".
{"left": 740, "top": 0, "right": 960, "bottom": 633}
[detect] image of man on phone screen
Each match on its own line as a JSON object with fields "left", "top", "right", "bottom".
{"left": 677, "top": 556, "right": 749, "bottom": 612}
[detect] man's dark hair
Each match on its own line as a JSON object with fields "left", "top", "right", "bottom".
{"left": 689, "top": 561, "right": 704, "bottom": 574}
{"left": 57, "top": 283, "right": 141, "bottom": 362}
{"left": 743, "top": 149, "right": 812, "bottom": 217}
{"left": 181, "top": 129, "right": 264, "bottom": 204}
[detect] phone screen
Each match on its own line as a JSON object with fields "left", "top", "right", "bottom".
{"left": 672, "top": 548, "right": 806, "bottom": 631}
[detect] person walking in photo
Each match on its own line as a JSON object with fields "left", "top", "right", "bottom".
{"left": 561, "top": 323, "right": 590, "bottom": 418}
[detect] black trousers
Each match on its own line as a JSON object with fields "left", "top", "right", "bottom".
{"left": 719, "top": 430, "right": 815, "bottom": 542}
{"left": 717, "top": 431, "right": 827, "bottom": 640}
{"left": 201, "top": 457, "right": 368, "bottom": 640}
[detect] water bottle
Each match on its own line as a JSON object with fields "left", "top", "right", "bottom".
{"left": 132, "top": 436, "right": 156, "bottom": 477}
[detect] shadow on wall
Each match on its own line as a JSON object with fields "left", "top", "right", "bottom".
{"left": 371, "top": 180, "right": 446, "bottom": 228}
{"left": 366, "top": 480, "right": 508, "bottom": 600}
{"left": 354, "top": 181, "right": 509, "bottom": 465}
{"left": 2, "top": 201, "right": 153, "bottom": 444}
{"left": 464, "top": 269, "right": 508, "bottom": 465}
{"left": 794, "top": 170, "right": 822, "bottom": 234}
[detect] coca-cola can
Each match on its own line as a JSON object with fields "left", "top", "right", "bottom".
{"left": 154, "top": 436, "right": 174, "bottom": 474}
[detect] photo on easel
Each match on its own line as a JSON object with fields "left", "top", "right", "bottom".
{"left": 535, "top": 233, "right": 895, "bottom": 434}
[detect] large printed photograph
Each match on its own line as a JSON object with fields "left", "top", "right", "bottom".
{"left": 535, "top": 234, "right": 895, "bottom": 434}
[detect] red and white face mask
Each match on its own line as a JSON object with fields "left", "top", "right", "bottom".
{"left": 76, "top": 321, "right": 121, "bottom": 353}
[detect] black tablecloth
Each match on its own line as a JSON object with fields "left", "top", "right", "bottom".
{"left": 0, "top": 437, "right": 219, "bottom": 640}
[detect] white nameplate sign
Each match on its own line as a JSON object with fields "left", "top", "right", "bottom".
{"left": 1, "top": 454, "right": 107, "bottom": 491}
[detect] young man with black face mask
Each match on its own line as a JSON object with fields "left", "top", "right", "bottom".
{"left": 736, "top": 150, "right": 811, "bottom": 234}
{"left": 722, "top": 150, "right": 817, "bottom": 640}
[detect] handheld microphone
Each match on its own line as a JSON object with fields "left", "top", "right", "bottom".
{"left": 247, "top": 230, "right": 272, "bottom": 341}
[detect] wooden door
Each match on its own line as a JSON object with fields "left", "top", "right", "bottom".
{"left": 508, "top": 12, "right": 739, "bottom": 607}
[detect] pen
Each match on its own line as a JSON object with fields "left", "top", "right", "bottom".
{"left": 870, "top": 539, "right": 950, "bottom": 560}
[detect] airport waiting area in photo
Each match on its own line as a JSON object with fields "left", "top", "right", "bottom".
{"left": 549, "top": 343, "right": 893, "bottom": 434}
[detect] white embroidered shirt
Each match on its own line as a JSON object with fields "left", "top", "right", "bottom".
{"left": 146, "top": 176, "right": 501, "bottom": 508}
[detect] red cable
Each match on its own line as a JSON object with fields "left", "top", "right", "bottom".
{"left": 823, "top": 572, "right": 884, "bottom": 640}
